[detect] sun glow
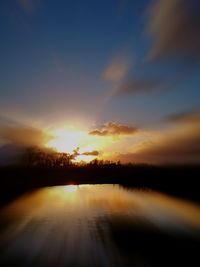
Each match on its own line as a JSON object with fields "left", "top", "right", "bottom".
{"left": 45, "top": 127, "right": 108, "bottom": 162}
{"left": 46, "top": 128, "right": 88, "bottom": 154}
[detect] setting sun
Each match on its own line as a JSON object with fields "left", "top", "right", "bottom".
{"left": 45, "top": 127, "right": 109, "bottom": 162}
{"left": 46, "top": 128, "right": 87, "bottom": 154}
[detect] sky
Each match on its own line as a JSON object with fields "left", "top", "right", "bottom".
{"left": 0, "top": 0, "right": 200, "bottom": 164}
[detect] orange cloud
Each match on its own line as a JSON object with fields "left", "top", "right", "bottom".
{"left": 0, "top": 115, "right": 50, "bottom": 147}
{"left": 89, "top": 122, "right": 138, "bottom": 137}
{"left": 117, "top": 114, "right": 200, "bottom": 164}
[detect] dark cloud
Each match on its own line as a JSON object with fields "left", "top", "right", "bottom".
{"left": 147, "top": 0, "right": 200, "bottom": 62}
{"left": 89, "top": 122, "right": 138, "bottom": 136}
{"left": 118, "top": 123, "right": 200, "bottom": 165}
{"left": 115, "top": 108, "right": 200, "bottom": 164}
{"left": 0, "top": 115, "right": 52, "bottom": 165}
{"left": 0, "top": 115, "right": 51, "bottom": 147}
{"left": 82, "top": 151, "right": 99, "bottom": 156}
{"left": 115, "top": 77, "right": 162, "bottom": 96}
{"left": 66, "top": 148, "right": 99, "bottom": 158}
{"left": 114, "top": 0, "right": 200, "bottom": 97}
{"left": 141, "top": 126, "right": 200, "bottom": 164}
{"left": 165, "top": 108, "right": 200, "bottom": 124}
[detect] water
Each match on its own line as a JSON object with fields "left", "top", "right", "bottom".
{"left": 0, "top": 184, "right": 200, "bottom": 267}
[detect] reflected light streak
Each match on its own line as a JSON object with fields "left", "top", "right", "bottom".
{"left": 1, "top": 185, "right": 200, "bottom": 267}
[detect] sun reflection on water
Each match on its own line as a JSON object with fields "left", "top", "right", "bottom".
{"left": 1, "top": 185, "right": 200, "bottom": 267}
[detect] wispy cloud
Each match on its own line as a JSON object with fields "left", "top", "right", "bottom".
{"left": 103, "top": 55, "right": 132, "bottom": 82}
{"left": 147, "top": 0, "right": 200, "bottom": 62}
{"left": 89, "top": 122, "right": 138, "bottom": 137}
{"left": 165, "top": 108, "right": 200, "bottom": 124}
{"left": 114, "top": 77, "right": 162, "bottom": 96}
{"left": 113, "top": 0, "right": 200, "bottom": 97}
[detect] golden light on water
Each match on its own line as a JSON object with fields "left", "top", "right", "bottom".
{"left": 2, "top": 185, "right": 200, "bottom": 266}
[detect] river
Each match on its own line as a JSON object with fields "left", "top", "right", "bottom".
{"left": 0, "top": 184, "right": 200, "bottom": 266}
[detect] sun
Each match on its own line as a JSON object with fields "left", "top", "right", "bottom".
{"left": 45, "top": 127, "right": 100, "bottom": 162}
{"left": 45, "top": 126, "right": 113, "bottom": 163}
{"left": 46, "top": 128, "right": 87, "bottom": 154}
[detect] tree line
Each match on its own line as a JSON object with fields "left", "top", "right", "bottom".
{"left": 20, "top": 146, "right": 121, "bottom": 167}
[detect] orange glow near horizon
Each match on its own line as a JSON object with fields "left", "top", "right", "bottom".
{"left": 46, "top": 128, "right": 87, "bottom": 154}
{"left": 45, "top": 127, "right": 112, "bottom": 162}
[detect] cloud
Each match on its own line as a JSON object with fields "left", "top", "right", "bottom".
{"left": 114, "top": 77, "right": 162, "bottom": 96}
{"left": 114, "top": 109, "right": 200, "bottom": 164}
{"left": 103, "top": 55, "right": 132, "bottom": 82}
{"left": 118, "top": 122, "right": 200, "bottom": 164}
{"left": 0, "top": 126, "right": 50, "bottom": 147}
{"left": 165, "top": 108, "right": 200, "bottom": 124}
{"left": 113, "top": 0, "right": 200, "bottom": 97}
{"left": 82, "top": 151, "right": 99, "bottom": 156}
{"left": 0, "top": 115, "right": 51, "bottom": 147}
{"left": 147, "top": 0, "right": 200, "bottom": 61}
{"left": 89, "top": 122, "right": 138, "bottom": 136}
{"left": 141, "top": 126, "right": 200, "bottom": 164}
{"left": 0, "top": 115, "right": 52, "bottom": 165}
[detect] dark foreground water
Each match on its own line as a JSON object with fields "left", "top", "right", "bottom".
{"left": 0, "top": 184, "right": 200, "bottom": 267}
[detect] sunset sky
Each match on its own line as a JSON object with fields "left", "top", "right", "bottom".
{"left": 0, "top": 0, "right": 200, "bottom": 164}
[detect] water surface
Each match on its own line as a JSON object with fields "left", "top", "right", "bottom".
{"left": 1, "top": 184, "right": 200, "bottom": 267}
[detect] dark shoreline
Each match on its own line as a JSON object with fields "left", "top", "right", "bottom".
{"left": 1, "top": 165, "right": 200, "bottom": 207}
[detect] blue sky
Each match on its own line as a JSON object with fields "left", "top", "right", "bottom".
{"left": 0, "top": 0, "right": 199, "bottom": 125}
{"left": 1, "top": 0, "right": 200, "bottom": 163}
